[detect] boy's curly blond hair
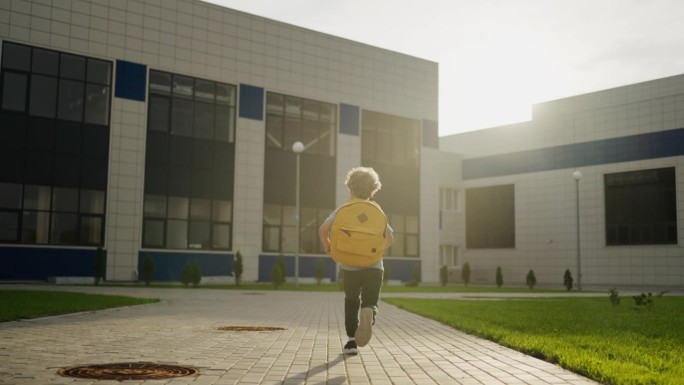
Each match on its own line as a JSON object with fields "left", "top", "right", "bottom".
{"left": 345, "top": 167, "right": 382, "bottom": 199}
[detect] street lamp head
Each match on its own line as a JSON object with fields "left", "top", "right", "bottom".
{"left": 292, "top": 141, "right": 304, "bottom": 153}
{"left": 572, "top": 170, "right": 582, "bottom": 181}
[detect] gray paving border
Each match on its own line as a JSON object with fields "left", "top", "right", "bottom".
{"left": 0, "top": 284, "right": 601, "bottom": 385}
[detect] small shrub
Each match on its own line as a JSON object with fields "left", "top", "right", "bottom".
{"left": 495, "top": 266, "right": 503, "bottom": 288}
{"left": 272, "top": 264, "right": 284, "bottom": 290}
{"left": 93, "top": 247, "right": 106, "bottom": 286}
{"left": 461, "top": 262, "right": 471, "bottom": 287}
{"left": 439, "top": 265, "right": 448, "bottom": 287}
{"left": 314, "top": 258, "right": 325, "bottom": 285}
{"left": 563, "top": 269, "right": 574, "bottom": 291}
{"left": 234, "top": 251, "right": 244, "bottom": 286}
{"left": 277, "top": 254, "right": 287, "bottom": 283}
{"left": 526, "top": 269, "right": 536, "bottom": 289}
{"left": 181, "top": 261, "right": 202, "bottom": 287}
{"left": 609, "top": 288, "right": 621, "bottom": 306}
{"left": 633, "top": 292, "right": 654, "bottom": 310}
{"left": 141, "top": 254, "right": 156, "bottom": 286}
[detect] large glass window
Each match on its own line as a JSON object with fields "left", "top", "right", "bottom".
{"left": 361, "top": 110, "right": 421, "bottom": 257}
{"left": 386, "top": 213, "right": 419, "bottom": 257}
{"left": 440, "top": 187, "right": 461, "bottom": 212}
{"left": 0, "top": 42, "right": 110, "bottom": 247}
{"left": 0, "top": 183, "right": 105, "bottom": 245}
{"left": 265, "top": 92, "right": 336, "bottom": 156}
{"left": 1, "top": 42, "right": 111, "bottom": 123}
{"left": 439, "top": 244, "right": 460, "bottom": 267}
{"left": 466, "top": 184, "right": 515, "bottom": 249}
{"left": 148, "top": 70, "right": 236, "bottom": 141}
{"left": 143, "top": 70, "right": 236, "bottom": 250}
{"left": 142, "top": 195, "right": 232, "bottom": 250}
{"left": 361, "top": 110, "right": 419, "bottom": 168}
{"left": 605, "top": 168, "right": 677, "bottom": 245}
{"left": 263, "top": 204, "right": 332, "bottom": 254}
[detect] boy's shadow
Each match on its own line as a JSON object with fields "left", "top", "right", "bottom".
{"left": 283, "top": 354, "right": 349, "bottom": 385}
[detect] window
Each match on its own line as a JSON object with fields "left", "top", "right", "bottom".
{"left": 0, "top": 42, "right": 110, "bottom": 246}
{"left": 265, "top": 92, "right": 336, "bottom": 156}
{"left": 143, "top": 70, "right": 236, "bottom": 250}
{"left": 440, "top": 187, "right": 461, "bottom": 211}
{"left": 466, "top": 184, "right": 515, "bottom": 249}
{"left": 360, "top": 110, "right": 421, "bottom": 258}
{"left": 0, "top": 183, "right": 105, "bottom": 245}
{"left": 361, "top": 110, "right": 420, "bottom": 168}
{"left": 439, "top": 245, "right": 460, "bottom": 266}
{"left": 385, "top": 214, "right": 419, "bottom": 257}
{"left": 1, "top": 42, "right": 111, "bottom": 123}
{"left": 263, "top": 204, "right": 331, "bottom": 253}
{"left": 605, "top": 168, "right": 677, "bottom": 245}
{"left": 148, "top": 70, "right": 236, "bottom": 142}
{"left": 142, "top": 194, "right": 233, "bottom": 250}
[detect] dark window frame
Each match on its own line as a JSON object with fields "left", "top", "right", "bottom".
{"left": 605, "top": 167, "right": 677, "bottom": 246}
{"left": 0, "top": 42, "right": 110, "bottom": 247}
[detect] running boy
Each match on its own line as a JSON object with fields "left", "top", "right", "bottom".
{"left": 318, "top": 166, "right": 394, "bottom": 355}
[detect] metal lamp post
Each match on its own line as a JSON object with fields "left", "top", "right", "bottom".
{"left": 572, "top": 170, "right": 582, "bottom": 291}
{"left": 292, "top": 141, "right": 304, "bottom": 287}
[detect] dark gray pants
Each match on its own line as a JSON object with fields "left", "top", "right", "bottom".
{"left": 343, "top": 268, "right": 383, "bottom": 337}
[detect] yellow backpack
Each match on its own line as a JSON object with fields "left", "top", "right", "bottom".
{"left": 330, "top": 198, "right": 387, "bottom": 267}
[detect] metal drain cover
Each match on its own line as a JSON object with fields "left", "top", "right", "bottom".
{"left": 58, "top": 362, "right": 198, "bottom": 381}
{"left": 218, "top": 326, "right": 285, "bottom": 331}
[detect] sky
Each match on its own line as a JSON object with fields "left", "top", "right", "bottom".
{"left": 202, "top": 0, "right": 684, "bottom": 137}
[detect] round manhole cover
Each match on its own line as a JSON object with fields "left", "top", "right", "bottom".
{"left": 218, "top": 326, "right": 285, "bottom": 331}
{"left": 57, "top": 362, "right": 199, "bottom": 381}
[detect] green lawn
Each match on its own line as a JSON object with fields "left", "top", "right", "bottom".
{"left": 384, "top": 296, "right": 684, "bottom": 385}
{"left": 0, "top": 290, "right": 159, "bottom": 322}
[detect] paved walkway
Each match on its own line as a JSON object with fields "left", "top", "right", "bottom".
{"left": 0, "top": 284, "right": 599, "bottom": 385}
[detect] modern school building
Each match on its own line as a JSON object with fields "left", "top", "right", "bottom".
{"left": 0, "top": 0, "right": 681, "bottom": 288}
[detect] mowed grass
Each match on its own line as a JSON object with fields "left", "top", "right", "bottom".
{"left": 384, "top": 296, "right": 684, "bottom": 385}
{"left": 0, "top": 290, "right": 159, "bottom": 322}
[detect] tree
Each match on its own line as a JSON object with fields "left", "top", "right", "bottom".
{"left": 234, "top": 251, "right": 244, "bottom": 286}
{"left": 272, "top": 264, "right": 284, "bottom": 289}
{"left": 526, "top": 269, "right": 537, "bottom": 289}
{"left": 495, "top": 266, "right": 503, "bottom": 288}
{"left": 93, "top": 247, "right": 105, "bottom": 286}
{"left": 563, "top": 269, "right": 573, "bottom": 291}
{"left": 461, "top": 262, "right": 471, "bottom": 287}
{"left": 141, "top": 254, "right": 156, "bottom": 286}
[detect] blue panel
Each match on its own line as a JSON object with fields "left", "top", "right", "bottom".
{"left": 422, "top": 120, "right": 439, "bottom": 148}
{"left": 257, "top": 254, "right": 420, "bottom": 283}
{"left": 384, "top": 259, "right": 421, "bottom": 282}
{"left": 258, "top": 254, "right": 337, "bottom": 282}
{"left": 239, "top": 84, "right": 264, "bottom": 120}
{"left": 137, "top": 251, "right": 234, "bottom": 282}
{"left": 0, "top": 247, "right": 105, "bottom": 280}
{"left": 339, "top": 103, "right": 360, "bottom": 136}
{"left": 114, "top": 60, "right": 147, "bottom": 101}
{"left": 463, "top": 127, "right": 684, "bottom": 180}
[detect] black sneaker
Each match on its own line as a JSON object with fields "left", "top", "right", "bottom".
{"left": 343, "top": 340, "right": 358, "bottom": 355}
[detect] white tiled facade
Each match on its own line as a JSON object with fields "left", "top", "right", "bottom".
{"left": 0, "top": 0, "right": 439, "bottom": 283}
{"left": 441, "top": 76, "right": 684, "bottom": 288}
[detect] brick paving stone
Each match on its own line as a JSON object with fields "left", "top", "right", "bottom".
{"left": 0, "top": 285, "right": 601, "bottom": 385}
